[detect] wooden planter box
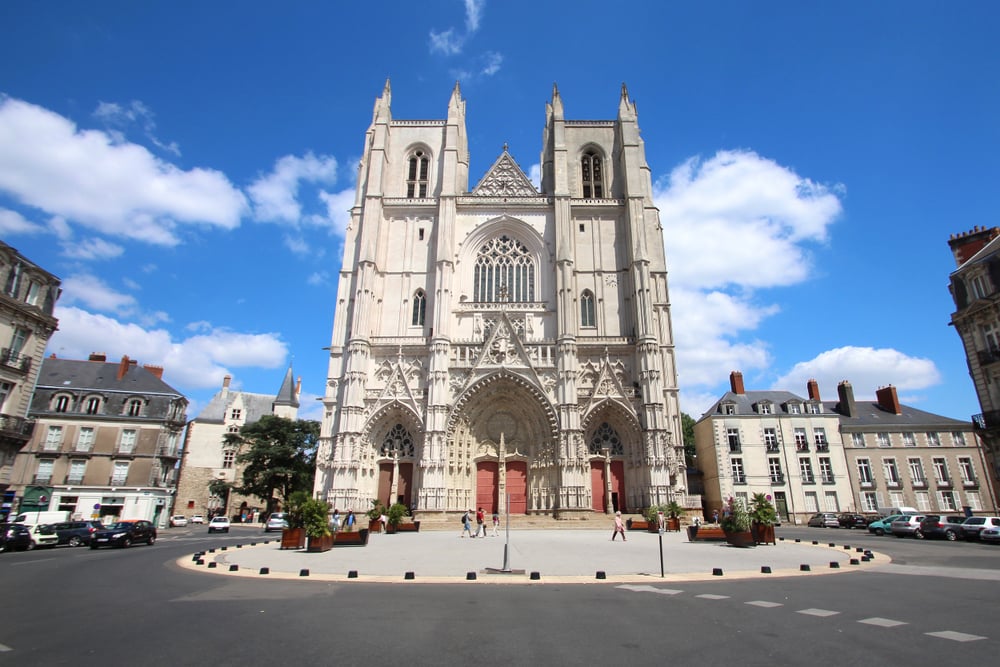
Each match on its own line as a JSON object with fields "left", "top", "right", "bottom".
{"left": 666, "top": 517, "right": 681, "bottom": 532}
{"left": 752, "top": 523, "right": 776, "bottom": 545}
{"left": 368, "top": 519, "right": 383, "bottom": 533}
{"left": 626, "top": 519, "right": 651, "bottom": 531}
{"left": 332, "top": 528, "right": 369, "bottom": 547}
{"left": 393, "top": 521, "right": 420, "bottom": 533}
{"left": 724, "top": 530, "right": 755, "bottom": 548}
{"left": 687, "top": 525, "right": 726, "bottom": 541}
{"left": 280, "top": 527, "right": 306, "bottom": 550}
{"left": 306, "top": 534, "right": 334, "bottom": 552}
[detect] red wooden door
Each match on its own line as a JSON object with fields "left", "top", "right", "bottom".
{"left": 377, "top": 463, "right": 393, "bottom": 507}
{"left": 590, "top": 461, "right": 606, "bottom": 512}
{"left": 610, "top": 460, "right": 626, "bottom": 513}
{"left": 476, "top": 461, "right": 499, "bottom": 513}
{"left": 505, "top": 461, "right": 528, "bottom": 514}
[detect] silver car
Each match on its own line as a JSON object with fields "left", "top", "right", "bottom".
{"left": 961, "top": 516, "right": 1000, "bottom": 540}
{"left": 890, "top": 514, "right": 926, "bottom": 538}
{"left": 265, "top": 512, "right": 288, "bottom": 532}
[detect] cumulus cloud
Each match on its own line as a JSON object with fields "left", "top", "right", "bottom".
{"left": 771, "top": 347, "right": 942, "bottom": 402}
{"left": 0, "top": 207, "right": 44, "bottom": 235}
{"left": 93, "top": 99, "right": 180, "bottom": 156}
{"left": 60, "top": 274, "right": 137, "bottom": 313}
{"left": 49, "top": 306, "right": 288, "bottom": 390}
{"left": 0, "top": 97, "right": 248, "bottom": 245}
{"left": 655, "top": 149, "right": 847, "bottom": 415}
{"left": 248, "top": 152, "right": 338, "bottom": 224}
{"left": 60, "top": 237, "right": 124, "bottom": 261}
{"left": 430, "top": 0, "right": 487, "bottom": 56}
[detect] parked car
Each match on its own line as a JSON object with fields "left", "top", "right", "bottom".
{"left": 919, "top": 514, "right": 967, "bottom": 541}
{"left": 838, "top": 513, "right": 873, "bottom": 529}
{"left": 981, "top": 526, "right": 1000, "bottom": 544}
{"left": 89, "top": 520, "right": 157, "bottom": 548}
{"left": 890, "top": 514, "right": 926, "bottom": 538}
{"left": 208, "top": 516, "right": 231, "bottom": 533}
{"left": 30, "top": 524, "right": 59, "bottom": 548}
{"left": 807, "top": 512, "right": 840, "bottom": 528}
{"left": 868, "top": 515, "right": 903, "bottom": 536}
{"left": 50, "top": 520, "right": 105, "bottom": 547}
{"left": 189, "top": 515, "right": 205, "bottom": 524}
{"left": 169, "top": 515, "right": 188, "bottom": 527}
{"left": 0, "top": 524, "right": 33, "bottom": 552}
{"left": 264, "top": 512, "right": 288, "bottom": 532}
{"left": 961, "top": 516, "right": 1000, "bottom": 540}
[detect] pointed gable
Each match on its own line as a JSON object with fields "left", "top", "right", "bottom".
{"left": 472, "top": 147, "right": 538, "bottom": 197}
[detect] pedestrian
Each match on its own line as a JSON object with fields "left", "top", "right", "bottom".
{"left": 345, "top": 510, "right": 356, "bottom": 532}
{"left": 491, "top": 511, "right": 500, "bottom": 536}
{"left": 460, "top": 509, "right": 475, "bottom": 538}
{"left": 612, "top": 510, "right": 626, "bottom": 541}
{"left": 711, "top": 509, "right": 719, "bottom": 524}
{"left": 331, "top": 508, "right": 341, "bottom": 533}
{"left": 476, "top": 507, "right": 486, "bottom": 537}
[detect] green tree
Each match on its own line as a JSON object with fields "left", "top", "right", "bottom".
{"left": 233, "top": 415, "right": 320, "bottom": 513}
{"left": 681, "top": 412, "right": 696, "bottom": 465}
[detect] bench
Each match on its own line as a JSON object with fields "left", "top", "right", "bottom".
{"left": 688, "top": 525, "right": 726, "bottom": 541}
{"left": 332, "top": 528, "right": 370, "bottom": 547}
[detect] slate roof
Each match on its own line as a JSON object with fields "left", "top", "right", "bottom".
{"left": 35, "top": 357, "right": 182, "bottom": 396}
{"left": 193, "top": 367, "right": 296, "bottom": 424}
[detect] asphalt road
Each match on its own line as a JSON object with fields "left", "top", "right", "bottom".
{"left": 0, "top": 524, "right": 998, "bottom": 666}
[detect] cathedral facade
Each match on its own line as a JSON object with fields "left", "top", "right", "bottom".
{"left": 313, "top": 82, "right": 687, "bottom": 518}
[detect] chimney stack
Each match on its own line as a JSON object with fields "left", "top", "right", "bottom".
{"left": 837, "top": 380, "right": 857, "bottom": 417}
{"left": 88, "top": 352, "right": 107, "bottom": 362}
{"left": 729, "top": 371, "right": 745, "bottom": 395}
{"left": 876, "top": 385, "right": 903, "bottom": 415}
{"left": 117, "top": 355, "right": 131, "bottom": 380}
{"left": 221, "top": 374, "right": 232, "bottom": 396}
{"left": 948, "top": 226, "right": 1000, "bottom": 267}
{"left": 807, "top": 379, "right": 821, "bottom": 401}
{"left": 143, "top": 364, "right": 164, "bottom": 380}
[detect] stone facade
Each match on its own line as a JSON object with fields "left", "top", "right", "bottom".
{"left": 173, "top": 370, "right": 299, "bottom": 520}
{"left": 314, "top": 83, "right": 688, "bottom": 519}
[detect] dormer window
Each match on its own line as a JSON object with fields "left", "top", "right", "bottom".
{"left": 786, "top": 402, "right": 801, "bottom": 414}
{"left": 581, "top": 150, "right": 603, "bottom": 198}
{"left": 126, "top": 399, "right": 144, "bottom": 417}
{"left": 406, "top": 149, "right": 429, "bottom": 198}
{"left": 722, "top": 403, "right": 736, "bottom": 415}
{"left": 86, "top": 396, "right": 102, "bottom": 415}
{"left": 53, "top": 395, "right": 71, "bottom": 413}
{"left": 756, "top": 402, "right": 772, "bottom": 415}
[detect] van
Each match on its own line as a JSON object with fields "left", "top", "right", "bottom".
{"left": 13, "top": 511, "right": 70, "bottom": 527}
{"left": 877, "top": 506, "right": 918, "bottom": 517}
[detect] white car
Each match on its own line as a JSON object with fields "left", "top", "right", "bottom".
{"left": 169, "top": 515, "right": 188, "bottom": 527}
{"left": 207, "top": 516, "right": 231, "bottom": 533}
{"left": 264, "top": 512, "right": 288, "bottom": 532}
{"left": 189, "top": 515, "right": 205, "bottom": 524}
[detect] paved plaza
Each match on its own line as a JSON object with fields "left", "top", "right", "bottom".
{"left": 179, "top": 527, "right": 884, "bottom": 584}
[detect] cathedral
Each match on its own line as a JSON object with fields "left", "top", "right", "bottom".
{"left": 313, "top": 82, "right": 687, "bottom": 519}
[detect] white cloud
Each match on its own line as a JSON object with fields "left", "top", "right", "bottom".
{"left": 317, "top": 187, "right": 354, "bottom": 235}
{"left": 0, "top": 96, "right": 248, "bottom": 246}
{"left": 481, "top": 51, "right": 503, "bottom": 76}
{"left": 60, "top": 237, "right": 124, "bottom": 261}
{"left": 655, "top": 150, "right": 846, "bottom": 415}
{"left": 429, "top": 0, "right": 486, "bottom": 55}
{"left": 94, "top": 99, "right": 180, "bottom": 156}
{"left": 307, "top": 271, "right": 329, "bottom": 286}
{"left": 60, "top": 274, "right": 136, "bottom": 313}
{"left": 0, "top": 207, "right": 44, "bottom": 235}
{"left": 771, "top": 346, "right": 942, "bottom": 402}
{"left": 248, "top": 152, "right": 338, "bottom": 224}
{"left": 49, "top": 306, "right": 288, "bottom": 391}
{"left": 465, "top": 0, "right": 485, "bottom": 32}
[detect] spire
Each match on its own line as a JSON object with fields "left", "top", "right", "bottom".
{"left": 372, "top": 78, "right": 392, "bottom": 123}
{"left": 274, "top": 364, "right": 300, "bottom": 408}
{"left": 550, "top": 82, "right": 564, "bottom": 118}
{"left": 618, "top": 82, "right": 636, "bottom": 120}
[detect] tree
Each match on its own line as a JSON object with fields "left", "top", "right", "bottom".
{"left": 233, "top": 415, "right": 320, "bottom": 513}
{"left": 681, "top": 412, "right": 696, "bottom": 465}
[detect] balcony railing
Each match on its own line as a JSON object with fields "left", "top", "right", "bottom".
{"left": 733, "top": 475, "right": 747, "bottom": 484}
{"left": 973, "top": 410, "right": 1000, "bottom": 430}
{"left": 978, "top": 349, "right": 1000, "bottom": 367}
{"left": 963, "top": 478, "right": 979, "bottom": 488}
{"left": 728, "top": 444, "right": 741, "bottom": 454}
{"left": 33, "top": 474, "right": 52, "bottom": 484}
{"left": 157, "top": 445, "right": 180, "bottom": 458}
{"left": 912, "top": 479, "right": 927, "bottom": 488}
{"left": 816, "top": 444, "right": 829, "bottom": 452}
{"left": 859, "top": 480, "right": 875, "bottom": 488}
{"left": 821, "top": 476, "right": 836, "bottom": 485}
{"left": 65, "top": 475, "right": 84, "bottom": 485}
{"left": 886, "top": 480, "right": 903, "bottom": 489}
{"left": 0, "top": 414, "right": 34, "bottom": 440}
{"left": 769, "top": 474, "right": 785, "bottom": 485}
{"left": 765, "top": 444, "right": 779, "bottom": 452}
{"left": 796, "top": 443, "right": 809, "bottom": 452}
{"left": 0, "top": 348, "right": 31, "bottom": 374}
{"left": 937, "top": 478, "right": 952, "bottom": 488}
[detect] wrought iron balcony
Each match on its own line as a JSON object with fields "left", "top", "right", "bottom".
{"left": 977, "top": 349, "right": 1000, "bottom": 367}
{"left": 0, "top": 414, "right": 34, "bottom": 440}
{"left": 816, "top": 444, "right": 830, "bottom": 452}
{"left": 796, "top": 443, "right": 810, "bottom": 452}
{"left": 0, "top": 348, "right": 31, "bottom": 374}
{"left": 769, "top": 474, "right": 785, "bottom": 485}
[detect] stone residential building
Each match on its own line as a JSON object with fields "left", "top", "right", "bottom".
{"left": 174, "top": 369, "right": 299, "bottom": 521}
{"left": 0, "top": 241, "right": 61, "bottom": 515}
{"left": 8, "top": 354, "right": 187, "bottom": 526}
{"left": 833, "top": 380, "right": 996, "bottom": 515}
{"left": 694, "top": 372, "right": 854, "bottom": 524}
{"left": 314, "top": 82, "right": 688, "bottom": 519}
{"left": 947, "top": 225, "right": 1000, "bottom": 505}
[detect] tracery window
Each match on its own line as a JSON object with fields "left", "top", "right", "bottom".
{"left": 381, "top": 423, "right": 414, "bottom": 458}
{"left": 412, "top": 289, "right": 426, "bottom": 326}
{"left": 580, "top": 290, "right": 595, "bottom": 327}
{"left": 581, "top": 150, "right": 604, "bottom": 198}
{"left": 589, "top": 422, "right": 623, "bottom": 456}
{"left": 406, "top": 150, "right": 429, "bottom": 198}
{"left": 473, "top": 235, "right": 535, "bottom": 303}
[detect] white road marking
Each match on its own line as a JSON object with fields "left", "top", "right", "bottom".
{"left": 797, "top": 608, "right": 840, "bottom": 617}
{"left": 696, "top": 594, "right": 730, "bottom": 600}
{"left": 745, "top": 600, "right": 783, "bottom": 608}
{"left": 858, "top": 617, "right": 907, "bottom": 627}
{"left": 925, "top": 630, "right": 986, "bottom": 642}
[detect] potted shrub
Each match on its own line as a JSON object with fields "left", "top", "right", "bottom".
{"left": 280, "top": 490, "right": 309, "bottom": 549}
{"left": 302, "top": 497, "right": 333, "bottom": 552}
{"left": 643, "top": 505, "right": 663, "bottom": 533}
{"left": 749, "top": 492, "right": 778, "bottom": 545}
{"left": 720, "top": 496, "right": 754, "bottom": 547}
{"left": 366, "top": 500, "right": 386, "bottom": 533}
{"left": 664, "top": 501, "right": 684, "bottom": 532}
{"left": 384, "top": 502, "right": 408, "bottom": 534}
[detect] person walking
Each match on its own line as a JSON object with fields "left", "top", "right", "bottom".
{"left": 461, "top": 509, "right": 475, "bottom": 538}
{"left": 612, "top": 510, "right": 626, "bottom": 541}
{"left": 344, "top": 510, "right": 356, "bottom": 532}
{"left": 491, "top": 511, "right": 500, "bottom": 537}
{"left": 476, "top": 507, "right": 486, "bottom": 537}
{"left": 331, "top": 508, "right": 341, "bottom": 533}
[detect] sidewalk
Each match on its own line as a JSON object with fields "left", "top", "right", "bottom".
{"left": 178, "top": 528, "right": 884, "bottom": 584}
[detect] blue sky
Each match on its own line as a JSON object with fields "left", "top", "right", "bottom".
{"left": 1, "top": 1, "right": 997, "bottom": 423}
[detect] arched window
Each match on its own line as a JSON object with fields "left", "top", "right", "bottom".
{"left": 473, "top": 235, "right": 535, "bottom": 303}
{"left": 53, "top": 394, "right": 71, "bottom": 413}
{"left": 381, "top": 423, "right": 414, "bottom": 458}
{"left": 580, "top": 290, "right": 596, "bottom": 327}
{"left": 589, "top": 422, "right": 623, "bottom": 455}
{"left": 581, "top": 150, "right": 604, "bottom": 198}
{"left": 406, "top": 150, "right": 429, "bottom": 198}
{"left": 412, "top": 289, "right": 426, "bottom": 326}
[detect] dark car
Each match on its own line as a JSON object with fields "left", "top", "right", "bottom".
{"left": 919, "top": 514, "right": 967, "bottom": 541}
{"left": 838, "top": 513, "right": 872, "bottom": 529}
{"left": 51, "top": 520, "right": 105, "bottom": 547}
{"left": 89, "top": 520, "right": 157, "bottom": 549}
{"left": 0, "top": 523, "right": 33, "bottom": 552}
